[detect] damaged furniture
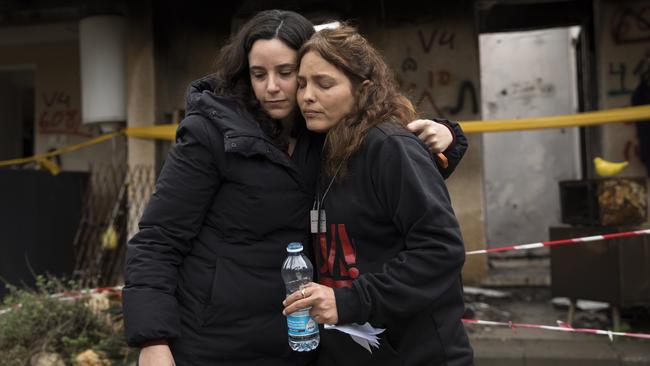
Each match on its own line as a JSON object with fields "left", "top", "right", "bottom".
{"left": 551, "top": 177, "right": 650, "bottom": 328}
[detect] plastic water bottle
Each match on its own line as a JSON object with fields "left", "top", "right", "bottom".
{"left": 281, "top": 242, "right": 320, "bottom": 351}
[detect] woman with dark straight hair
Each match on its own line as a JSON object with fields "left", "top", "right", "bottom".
{"left": 123, "top": 10, "right": 467, "bottom": 366}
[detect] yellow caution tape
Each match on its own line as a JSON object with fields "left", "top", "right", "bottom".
{"left": 459, "top": 105, "right": 650, "bottom": 133}
{"left": 124, "top": 124, "right": 177, "bottom": 141}
{"left": 0, "top": 132, "right": 121, "bottom": 174}
{"left": 0, "top": 132, "right": 120, "bottom": 168}
{"left": 35, "top": 157, "right": 61, "bottom": 176}
{"left": 2, "top": 105, "right": 650, "bottom": 174}
{"left": 0, "top": 127, "right": 178, "bottom": 175}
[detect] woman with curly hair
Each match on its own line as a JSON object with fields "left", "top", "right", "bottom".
{"left": 283, "top": 26, "right": 474, "bottom": 365}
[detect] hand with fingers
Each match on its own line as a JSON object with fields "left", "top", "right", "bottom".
{"left": 283, "top": 282, "right": 339, "bottom": 324}
{"left": 407, "top": 119, "right": 453, "bottom": 153}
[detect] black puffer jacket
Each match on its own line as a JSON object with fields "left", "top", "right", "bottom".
{"left": 123, "top": 76, "right": 321, "bottom": 365}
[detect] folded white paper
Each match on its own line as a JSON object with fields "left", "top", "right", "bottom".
{"left": 324, "top": 322, "right": 385, "bottom": 353}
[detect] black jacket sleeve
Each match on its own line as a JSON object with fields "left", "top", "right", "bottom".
{"left": 434, "top": 118, "right": 468, "bottom": 179}
{"left": 123, "top": 115, "right": 221, "bottom": 346}
{"left": 333, "top": 134, "right": 465, "bottom": 326}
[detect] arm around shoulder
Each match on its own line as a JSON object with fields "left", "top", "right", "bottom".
{"left": 435, "top": 118, "right": 468, "bottom": 178}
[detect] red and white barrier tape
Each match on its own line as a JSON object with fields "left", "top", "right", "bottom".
{"left": 50, "top": 285, "right": 123, "bottom": 302}
{"left": 462, "top": 318, "right": 650, "bottom": 340}
{"left": 3, "top": 285, "right": 650, "bottom": 341}
{"left": 466, "top": 229, "right": 650, "bottom": 256}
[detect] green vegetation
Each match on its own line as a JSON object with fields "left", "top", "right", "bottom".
{"left": 0, "top": 276, "right": 136, "bottom": 366}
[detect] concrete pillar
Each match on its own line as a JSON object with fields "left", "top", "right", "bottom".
{"left": 125, "top": 1, "right": 156, "bottom": 239}
{"left": 126, "top": 1, "right": 156, "bottom": 168}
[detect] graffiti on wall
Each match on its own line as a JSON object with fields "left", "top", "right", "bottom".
{"left": 624, "top": 140, "right": 640, "bottom": 161}
{"left": 604, "top": 3, "right": 650, "bottom": 167}
{"left": 395, "top": 27, "right": 478, "bottom": 118}
{"left": 417, "top": 28, "right": 455, "bottom": 52}
{"left": 608, "top": 52, "right": 650, "bottom": 97}
{"left": 611, "top": 6, "right": 650, "bottom": 44}
{"left": 38, "top": 91, "right": 90, "bottom": 137}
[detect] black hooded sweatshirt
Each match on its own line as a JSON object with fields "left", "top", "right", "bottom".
{"left": 122, "top": 76, "right": 468, "bottom": 365}
{"left": 314, "top": 123, "right": 474, "bottom": 366}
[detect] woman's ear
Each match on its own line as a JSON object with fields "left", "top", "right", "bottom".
{"left": 357, "top": 80, "right": 373, "bottom": 96}
{"left": 356, "top": 80, "right": 373, "bottom": 100}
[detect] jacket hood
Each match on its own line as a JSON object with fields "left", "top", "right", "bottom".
{"left": 185, "top": 75, "right": 263, "bottom": 136}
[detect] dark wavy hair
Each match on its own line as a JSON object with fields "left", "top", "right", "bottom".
{"left": 298, "top": 25, "right": 418, "bottom": 178}
{"left": 213, "top": 10, "right": 315, "bottom": 145}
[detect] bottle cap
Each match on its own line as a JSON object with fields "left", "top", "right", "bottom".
{"left": 286, "top": 242, "right": 303, "bottom": 253}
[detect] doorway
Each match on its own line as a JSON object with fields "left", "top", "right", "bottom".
{"left": 0, "top": 68, "right": 35, "bottom": 161}
{"left": 479, "top": 26, "right": 586, "bottom": 286}
{"left": 480, "top": 27, "right": 582, "bottom": 249}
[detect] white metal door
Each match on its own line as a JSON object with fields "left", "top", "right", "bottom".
{"left": 480, "top": 27, "right": 582, "bottom": 247}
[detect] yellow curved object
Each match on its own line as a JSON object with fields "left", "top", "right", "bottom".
{"left": 35, "top": 157, "right": 61, "bottom": 176}
{"left": 101, "top": 225, "right": 118, "bottom": 251}
{"left": 593, "top": 157, "right": 629, "bottom": 177}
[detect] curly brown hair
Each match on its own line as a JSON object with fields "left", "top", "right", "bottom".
{"left": 298, "top": 26, "right": 418, "bottom": 179}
